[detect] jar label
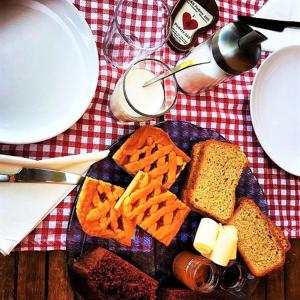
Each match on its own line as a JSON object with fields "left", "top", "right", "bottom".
{"left": 172, "top": 0, "right": 213, "bottom": 45}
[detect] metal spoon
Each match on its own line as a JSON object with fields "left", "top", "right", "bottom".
{"left": 142, "top": 56, "right": 211, "bottom": 87}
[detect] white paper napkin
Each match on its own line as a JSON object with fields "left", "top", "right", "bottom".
{"left": 254, "top": 0, "right": 300, "bottom": 52}
{"left": 0, "top": 150, "right": 109, "bottom": 255}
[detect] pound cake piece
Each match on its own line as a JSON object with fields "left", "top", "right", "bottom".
{"left": 228, "top": 198, "right": 286, "bottom": 277}
{"left": 181, "top": 142, "right": 204, "bottom": 205}
{"left": 115, "top": 171, "right": 190, "bottom": 246}
{"left": 70, "top": 247, "right": 158, "bottom": 300}
{"left": 267, "top": 218, "right": 291, "bottom": 253}
{"left": 182, "top": 140, "right": 248, "bottom": 223}
{"left": 113, "top": 125, "right": 191, "bottom": 189}
{"left": 76, "top": 177, "right": 135, "bottom": 246}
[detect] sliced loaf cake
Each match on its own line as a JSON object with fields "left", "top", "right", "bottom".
{"left": 181, "top": 142, "right": 204, "bottom": 205}
{"left": 228, "top": 198, "right": 287, "bottom": 277}
{"left": 182, "top": 140, "right": 248, "bottom": 223}
{"left": 267, "top": 218, "right": 291, "bottom": 253}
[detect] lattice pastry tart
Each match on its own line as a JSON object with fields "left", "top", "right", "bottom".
{"left": 115, "top": 171, "right": 190, "bottom": 246}
{"left": 113, "top": 126, "right": 191, "bottom": 190}
{"left": 76, "top": 177, "right": 135, "bottom": 246}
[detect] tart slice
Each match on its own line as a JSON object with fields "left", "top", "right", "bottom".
{"left": 113, "top": 125, "right": 191, "bottom": 190}
{"left": 115, "top": 172, "right": 190, "bottom": 246}
{"left": 76, "top": 177, "right": 135, "bottom": 246}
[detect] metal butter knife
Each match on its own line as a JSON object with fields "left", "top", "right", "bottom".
{"left": 238, "top": 16, "right": 300, "bottom": 32}
{"left": 0, "top": 168, "right": 84, "bottom": 185}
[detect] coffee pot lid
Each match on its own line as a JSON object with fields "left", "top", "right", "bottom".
{"left": 211, "top": 21, "right": 267, "bottom": 75}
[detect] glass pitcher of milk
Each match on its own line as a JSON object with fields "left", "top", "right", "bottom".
{"left": 175, "top": 21, "right": 267, "bottom": 95}
{"left": 110, "top": 59, "right": 177, "bottom": 122}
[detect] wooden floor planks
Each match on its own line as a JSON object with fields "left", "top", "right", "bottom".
{"left": 17, "top": 252, "right": 46, "bottom": 300}
{"left": 0, "top": 253, "right": 15, "bottom": 300}
{"left": 0, "top": 241, "right": 299, "bottom": 300}
{"left": 285, "top": 240, "right": 300, "bottom": 300}
{"left": 47, "top": 252, "right": 73, "bottom": 300}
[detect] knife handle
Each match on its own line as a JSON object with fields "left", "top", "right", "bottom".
{"left": 0, "top": 175, "right": 11, "bottom": 182}
{"left": 286, "top": 21, "right": 300, "bottom": 29}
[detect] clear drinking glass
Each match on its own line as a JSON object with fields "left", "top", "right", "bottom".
{"left": 110, "top": 58, "right": 177, "bottom": 122}
{"left": 103, "top": 0, "right": 171, "bottom": 69}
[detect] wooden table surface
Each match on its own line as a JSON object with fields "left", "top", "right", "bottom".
{"left": 0, "top": 240, "right": 299, "bottom": 300}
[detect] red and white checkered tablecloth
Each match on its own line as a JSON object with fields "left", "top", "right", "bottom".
{"left": 1, "top": 0, "right": 299, "bottom": 251}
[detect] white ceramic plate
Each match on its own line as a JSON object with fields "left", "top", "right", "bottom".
{"left": 250, "top": 45, "right": 300, "bottom": 176}
{"left": 0, "top": 0, "right": 99, "bottom": 144}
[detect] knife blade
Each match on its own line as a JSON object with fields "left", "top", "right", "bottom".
{"left": 238, "top": 16, "right": 300, "bottom": 32}
{"left": 0, "top": 168, "right": 84, "bottom": 185}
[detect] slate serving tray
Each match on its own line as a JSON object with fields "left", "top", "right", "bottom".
{"left": 66, "top": 121, "right": 268, "bottom": 299}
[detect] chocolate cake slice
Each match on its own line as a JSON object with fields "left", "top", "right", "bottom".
{"left": 69, "top": 247, "right": 158, "bottom": 300}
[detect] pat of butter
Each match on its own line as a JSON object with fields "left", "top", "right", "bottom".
{"left": 193, "top": 218, "right": 219, "bottom": 255}
{"left": 223, "top": 225, "right": 238, "bottom": 260}
{"left": 206, "top": 224, "right": 238, "bottom": 267}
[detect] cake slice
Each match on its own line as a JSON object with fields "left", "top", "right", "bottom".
{"left": 182, "top": 140, "right": 248, "bottom": 223}
{"left": 76, "top": 177, "right": 135, "bottom": 246}
{"left": 115, "top": 171, "right": 190, "bottom": 246}
{"left": 267, "top": 218, "right": 291, "bottom": 253}
{"left": 70, "top": 247, "right": 158, "bottom": 300}
{"left": 181, "top": 142, "right": 204, "bottom": 205}
{"left": 228, "top": 198, "right": 286, "bottom": 277}
{"left": 113, "top": 125, "right": 191, "bottom": 190}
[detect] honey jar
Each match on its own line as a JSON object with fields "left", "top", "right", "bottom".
{"left": 172, "top": 251, "right": 219, "bottom": 293}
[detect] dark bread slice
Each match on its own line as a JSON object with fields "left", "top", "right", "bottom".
{"left": 228, "top": 198, "right": 286, "bottom": 277}
{"left": 183, "top": 140, "right": 248, "bottom": 223}
{"left": 70, "top": 247, "right": 158, "bottom": 300}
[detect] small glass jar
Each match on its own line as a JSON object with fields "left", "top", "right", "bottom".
{"left": 172, "top": 251, "right": 219, "bottom": 293}
{"left": 219, "top": 261, "right": 261, "bottom": 298}
{"left": 220, "top": 262, "right": 246, "bottom": 292}
{"left": 110, "top": 58, "right": 177, "bottom": 122}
